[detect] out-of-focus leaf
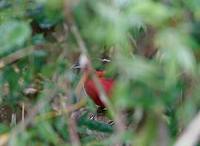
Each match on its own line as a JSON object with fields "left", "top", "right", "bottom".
{"left": 54, "top": 116, "right": 69, "bottom": 141}
{"left": 0, "top": 21, "right": 31, "bottom": 54}
{"left": 78, "top": 113, "right": 114, "bottom": 133}
{"left": 156, "top": 29, "right": 196, "bottom": 75}
{"left": 8, "top": 132, "right": 30, "bottom": 146}
{"left": 30, "top": 0, "right": 63, "bottom": 28}
{"left": 130, "top": 1, "right": 174, "bottom": 26}
{"left": 135, "top": 114, "right": 157, "bottom": 146}
{"left": 176, "top": 99, "right": 197, "bottom": 127}
{"left": 0, "top": 123, "right": 9, "bottom": 134}
{"left": 31, "top": 50, "right": 47, "bottom": 72}
{"left": 115, "top": 55, "right": 160, "bottom": 88}
{"left": 183, "top": 0, "right": 200, "bottom": 20}
{"left": 37, "top": 121, "right": 59, "bottom": 145}
{"left": 112, "top": 80, "right": 132, "bottom": 108}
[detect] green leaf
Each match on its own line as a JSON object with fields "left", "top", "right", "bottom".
{"left": 78, "top": 113, "right": 114, "bottom": 133}
{"left": 37, "top": 121, "right": 59, "bottom": 144}
{"left": 31, "top": 0, "right": 63, "bottom": 28}
{"left": 54, "top": 117, "right": 69, "bottom": 141}
{"left": 156, "top": 29, "right": 196, "bottom": 75}
{"left": 0, "top": 20, "right": 31, "bottom": 54}
{"left": 130, "top": 1, "right": 173, "bottom": 26}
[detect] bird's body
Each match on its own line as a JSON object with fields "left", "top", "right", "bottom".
{"left": 84, "top": 71, "right": 114, "bottom": 107}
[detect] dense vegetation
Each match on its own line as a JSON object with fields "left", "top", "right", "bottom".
{"left": 0, "top": 0, "right": 200, "bottom": 146}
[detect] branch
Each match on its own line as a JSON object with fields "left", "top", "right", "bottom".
{"left": 174, "top": 111, "right": 200, "bottom": 146}
{"left": 0, "top": 46, "right": 34, "bottom": 69}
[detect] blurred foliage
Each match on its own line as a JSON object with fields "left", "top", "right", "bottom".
{"left": 0, "top": 0, "right": 200, "bottom": 146}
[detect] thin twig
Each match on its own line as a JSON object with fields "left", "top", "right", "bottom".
{"left": 75, "top": 69, "right": 87, "bottom": 101}
{"left": 21, "top": 102, "right": 25, "bottom": 124}
{"left": 0, "top": 47, "right": 34, "bottom": 69}
{"left": 35, "top": 98, "right": 86, "bottom": 122}
{"left": 157, "top": 116, "right": 169, "bottom": 146}
{"left": 68, "top": 112, "right": 81, "bottom": 146}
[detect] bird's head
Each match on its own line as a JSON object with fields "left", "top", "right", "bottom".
{"left": 71, "top": 54, "right": 110, "bottom": 75}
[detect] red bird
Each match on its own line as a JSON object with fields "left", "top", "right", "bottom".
{"left": 84, "top": 70, "right": 114, "bottom": 107}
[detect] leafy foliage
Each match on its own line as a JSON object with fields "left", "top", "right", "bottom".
{"left": 0, "top": 0, "right": 200, "bottom": 146}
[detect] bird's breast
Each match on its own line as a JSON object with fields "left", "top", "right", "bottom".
{"left": 84, "top": 77, "right": 114, "bottom": 107}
